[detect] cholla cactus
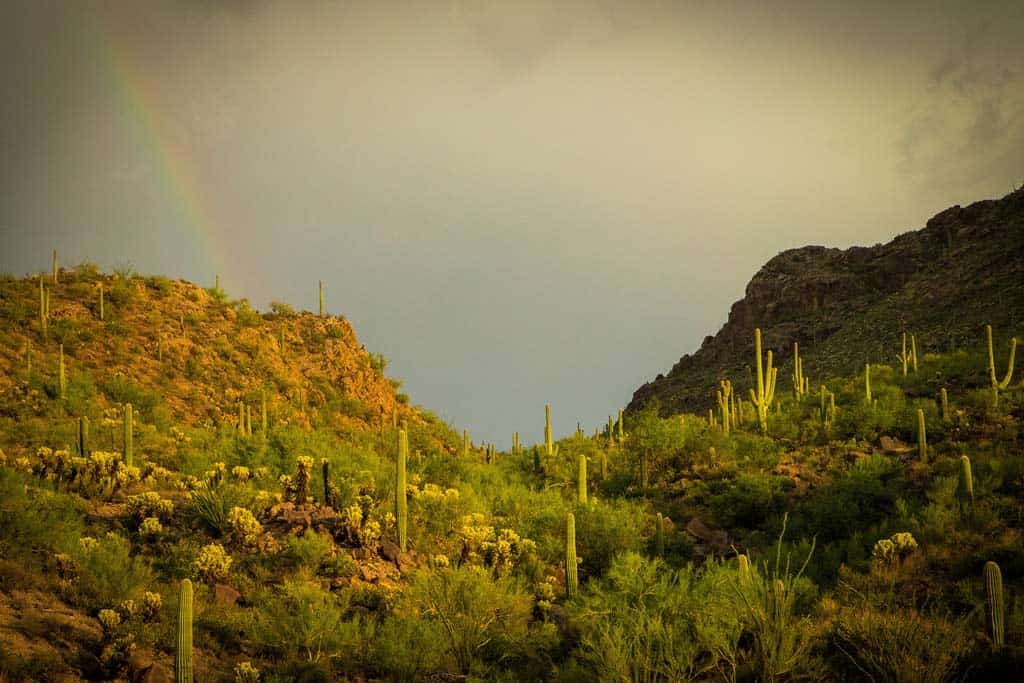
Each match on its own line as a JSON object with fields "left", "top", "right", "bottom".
{"left": 234, "top": 662, "right": 260, "bottom": 683}
{"left": 872, "top": 532, "right": 917, "bottom": 569}
{"left": 748, "top": 328, "right": 777, "bottom": 434}
{"left": 98, "top": 608, "right": 121, "bottom": 633}
{"left": 141, "top": 591, "right": 162, "bottom": 621}
{"left": 228, "top": 507, "right": 262, "bottom": 548}
{"left": 139, "top": 517, "right": 163, "bottom": 538}
{"left": 985, "top": 561, "right": 1005, "bottom": 650}
{"left": 194, "top": 543, "right": 233, "bottom": 583}
{"left": 126, "top": 491, "right": 174, "bottom": 523}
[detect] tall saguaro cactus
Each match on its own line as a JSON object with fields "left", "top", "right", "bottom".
{"left": 617, "top": 408, "right": 624, "bottom": 443}
{"left": 98, "top": 284, "right": 104, "bottom": 321}
{"left": 748, "top": 328, "right": 777, "bottom": 434}
{"left": 123, "top": 403, "right": 134, "bottom": 467}
{"left": 957, "top": 455, "right": 974, "bottom": 508}
{"left": 898, "top": 332, "right": 910, "bottom": 377}
{"left": 865, "top": 363, "right": 872, "bottom": 404}
{"left": 176, "top": 579, "right": 194, "bottom": 683}
{"left": 577, "top": 454, "right": 588, "bottom": 504}
{"left": 986, "top": 325, "right": 1017, "bottom": 406}
{"left": 39, "top": 275, "right": 47, "bottom": 341}
{"left": 58, "top": 344, "right": 66, "bottom": 399}
{"left": 565, "top": 512, "right": 578, "bottom": 599}
{"left": 717, "top": 379, "right": 733, "bottom": 435}
{"left": 654, "top": 512, "right": 665, "bottom": 557}
{"left": 544, "top": 404, "right": 553, "bottom": 456}
{"left": 941, "top": 387, "right": 950, "bottom": 423}
{"left": 462, "top": 429, "right": 469, "bottom": 459}
{"left": 910, "top": 335, "right": 919, "bottom": 373}
{"left": 78, "top": 416, "right": 90, "bottom": 457}
{"left": 318, "top": 280, "right": 324, "bottom": 317}
{"left": 396, "top": 427, "right": 408, "bottom": 552}
{"left": 52, "top": 249, "right": 59, "bottom": 283}
{"left": 917, "top": 409, "right": 927, "bottom": 463}
{"left": 985, "top": 561, "right": 1005, "bottom": 650}
{"left": 792, "top": 342, "right": 805, "bottom": 398}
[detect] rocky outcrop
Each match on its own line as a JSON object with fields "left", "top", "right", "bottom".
{"left": 629, "top": 188, "right": 1024, "bottom": 416}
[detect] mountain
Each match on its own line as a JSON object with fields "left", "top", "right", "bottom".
{"left": 628, "top": 187, "right": 1024, "bottom": 416}
{"left": 0, "top": 267, "right": 417, "bottom": 437}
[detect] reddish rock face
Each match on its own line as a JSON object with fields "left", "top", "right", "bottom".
{"left": 629, "top": 188, "right": 1024, "bottom": 417}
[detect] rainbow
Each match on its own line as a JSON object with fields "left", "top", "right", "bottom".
{"left": 86, "top": 9, "right": 232, "bottom": 285}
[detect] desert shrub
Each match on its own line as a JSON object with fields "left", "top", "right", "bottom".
{"left": 0, "top": 469, "right": 84, "bottom": 562}
{"left": 73, "top": 532, "right": 153, "bottom": 610}
{"left": 573, "top": 499, "right": 646, "bottom": 580}
{"left": 831, "top": 602, "right": 969, "bottom": 682}
{"left": 571, "top": 552, "right": 742, "bottom": 681}
{"left": 249, "top": 579, "right": 366, "bottom": 666}
{"left": 709, "top": 470, "right": 787, "bottom": 529}
{"left": 393, "top": 565, "right": 534, "bottom": 676}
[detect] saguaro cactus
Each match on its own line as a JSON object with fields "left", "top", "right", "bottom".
{"left": 865, "top": 363, "right": 872, "bottom": 404}
{"left": 545, "top": 404, "right": 553, "bottom": 456}
{"left": 322, "top": 459, "right": 331, "bottom": 508}
{"left": 565, "top": 512, "right": 578, "bottom": 599}
{"left": 577, "top": 454, "right": 588, "bottom": 504}
{"left": 957, "top": 455, "right": 974, "bottom": 508}
{"left": 176, "top": 579, "right": 194, "bottom": 683}
{"left": 617, "top": 408, "right": 624, "bottom": 443}
{"left": 462, "top": 429, "right": 469, "bottom": 459}
{"left": 98, "top": 284, "right": 104, "bottom": 321}
{"left": 654, "top": 512, "right": 665, "bottom": 557}
{"left": 599, "top": 451, "right": 608, "bottom": 481}
{"left": 917, "top": 409, "right": 927, "bottom": 462}
{"left": 986, "top": 325, "right": 1017, "bottom": 406}
{"left": 78, "top": 416, "right": 90, "bottom": 457}
{"left": 910, "top": 334, "right": 919, "bottom": 373}
{"left": 318, "top": 280, "right": 324, "bottom": 317}
{"left": 985, "top": 561, "right": 1004, "bottom": 650}
{"left": 396, "top": 427, "right": 408, "bottom": 552}
{"left": 898, "top": 333, "right": 910, "bottom": 377}
{"left": 39, "top": 276, "right": 47, "bottom": 340}
{"left": 792, "top": 342, "right": 805, "bottom": 398}
{"left": 124, "top": 403, "right": 134, "bottom": 467}
{"left": 52, "top": 249, "right": 59, "bottom": 283}
{"left": 261, "top": 391, "right": 268, "bottom": 434}
{"left": 941, "top": 387, "right": 950, "bottom": 423}
{"left": 717, "top": 379, "right": 733, "bottom": 435}
{"left": 58, "top": 344, "right": 66, "bottom": 399}
{"left": 748, "top": 328, "right": 777, "bottom": 434}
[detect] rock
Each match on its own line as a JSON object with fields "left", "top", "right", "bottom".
{"left": 380, "top": 541, "right": 401, "bottom": 563}
{"left": 879, "top": 436, "right": 912, "bottom": 454}
{"left": 396, "top": 551, "right": 418, "bottom": 575}
{"left": 684, "top": 518, "right": 715, "bottom": 542}
{"left": 136, "top": 663, "right": 173, "bottom": 683}
{"left": 213, "top": 583, "right": 241, "bottom": 606}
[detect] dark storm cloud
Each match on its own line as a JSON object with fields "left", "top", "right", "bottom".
{"left": 2, "top": 0, "right": 1023, "bottom": 445}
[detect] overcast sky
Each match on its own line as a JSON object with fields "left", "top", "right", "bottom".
{"left": 2, "top": 1, "right": 1022, "bottom": 446}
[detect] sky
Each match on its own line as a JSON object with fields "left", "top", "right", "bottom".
{"left": 1, "top": 1, "right": 1023, "bottom": 447}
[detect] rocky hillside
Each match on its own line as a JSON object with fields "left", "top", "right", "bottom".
{"left": 629, "top": 187, "right": 1024, "bottom": 416}
{"left": 0, "top": 266, "right": 413, "bottom": 437}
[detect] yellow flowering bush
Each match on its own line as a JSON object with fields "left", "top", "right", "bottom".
{"left": 125, "top": 491, "right": 173, "bottom": 522}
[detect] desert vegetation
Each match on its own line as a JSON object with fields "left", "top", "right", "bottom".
{"left": 0, "top": 262, "right": 1022, "bottom": 681}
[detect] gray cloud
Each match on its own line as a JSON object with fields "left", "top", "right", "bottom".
{"left": 2, "top": 0, "right": 1023, "bottom": 445}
